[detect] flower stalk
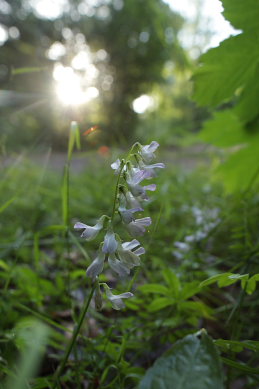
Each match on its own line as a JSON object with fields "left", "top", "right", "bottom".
{"left": 53, "top": 282, "right": 96, "bottom": 388}
{"left": 74, "top": 140, "right": 164, "bottom": 310}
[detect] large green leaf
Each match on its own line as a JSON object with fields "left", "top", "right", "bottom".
{"left": 199, "top": 110, "right": 245, "bottom": 147}
{"left": 193, "top": 33, "right": 259, "bottom": 108}
{"left": 215, "top": 136, "right": 259, "bottom": 192}
{"left": 222, "top": 0, "right": 259, "bottom": 31}
{"left": 192, "top": 0, "right": 259, "bottom": 192}
{"left": 234, "top": 69, "right": 259, "bottom": 123}
{"left": 138, "top": 331, "right": 224, "bottom": 389}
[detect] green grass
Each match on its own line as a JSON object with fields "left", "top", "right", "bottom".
{"left": 1, "top": 149, "right": 259, "bottom": 388}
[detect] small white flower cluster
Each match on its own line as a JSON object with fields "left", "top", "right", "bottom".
{"left": 74, "top": 141, "right": 164, "bottom": 310}
{"left": 173, "top": 206, "right": 221, "bottom": 260}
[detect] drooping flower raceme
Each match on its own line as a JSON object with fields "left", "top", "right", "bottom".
{"left": 74, "top": 141, "right": 164, "bottom": 310}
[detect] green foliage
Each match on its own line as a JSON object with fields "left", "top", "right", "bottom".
{"left": 193, "top": 0, "right": 259, "bottom": 191}
{"left": 2, "top": 145, "right": 259, "bottom": 387}
{"left": 4, "top": 319, "right": 49, "bottom": 389}
{"left": 139, "top": 331, "right": 224, "bottom": 389}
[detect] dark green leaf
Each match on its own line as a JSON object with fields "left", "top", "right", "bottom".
{"left": 139, "top": 331, "right": 224, "bottom": 389}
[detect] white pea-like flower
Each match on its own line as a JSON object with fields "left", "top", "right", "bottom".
{"left": 118, "top": 239, "right": 145, "bottom": 266}
{"left": 108, "top": 254, "right": 131, "bottom": 277}
{"left": 126, "top": 165, "right": 156, "bottom": 199}
{"left": 111, "top": 158, "right": 125, "bottom": 174}
{"left": 125, "top": 191, "right": 142, "bottom": 209}
{"left": 128, "top": 183, "right": 156, "bottom": 200}
{"left": 139, "top": 162, "right": 165, "bottom": 178}
{"left": 127, "top": 217, "right": 152, "bottom": 236}
{"left": 139, "top": 141, "right": 159, "bottom": 163}
{"left": 74, "top": 215, "right": 105, "bottom": 241}
{"left": 107, "top": 239, "right": 145, "bottom": 277}
{"left": 118, "top": 204, "right": 143, "bottom": 224}
{"left": 102, "top": 229, "right": 118, "bottom": 254}
{"left": 102, "top": 284, "right": 134, "bottom": 310}
{"left": 86, "top": 251, "right": 105, "bottom": 280}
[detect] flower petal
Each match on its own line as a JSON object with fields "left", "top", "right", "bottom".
{"left": 74, "top": 222, "right": 88, "bottom": 229}
{"left": 125, "top": 191, "right": 142, "bottom": 209}
{"left": 146, "top": 162, "right": 165, "bottom": 169}
{"left": 81, "top": 225, "right": 100, "bottom": 240}
{"left": 86, "top": 253, "right": 105, "bottom": 279}
{"left": 143, "top": 184, "right": 156, "bottom": 192}
{"left": 108, "top": 255, "right": 130, "bottom": 277}
{"left": 128, "top": 169, "right": 150, "bottom": 185}
{"left": 111, "top": 158, "right": 121, "bottom": 174}
{"left": 140, "top": 141, "right": 159, "bottom": 162}
{"left": 102, "top": 284, "right": 134, "bottom": 310}
{"left": 119, "top": 206, "right": 143, "bottom": 224}
{"left": 74, "top": 216, "right": 105, "bottom": 241}
{"left": 134, "top": 247, "right": 145, "bottom": 256}
{"left": 127, "top": 217, "right": 152, "bottom": 236}
{"left": 102, "top": 230, "right": 118, "bottom": 253}
{"left": 118, "top": 249, "right": 141, "bottom": 267}
{"left": 146, "top": 141, "right": 159, "bottom": 153}
{"left": 122, "top": 239, "right": 140, "bottom": 250}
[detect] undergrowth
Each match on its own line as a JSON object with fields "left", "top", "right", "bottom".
{"left": 1, "top": 145, "right": 259, "bottom": 388}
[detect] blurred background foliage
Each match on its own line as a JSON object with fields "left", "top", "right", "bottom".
{"left": 0, "top": 0, "right": 210, "bottom": 151}
{"left": 193, "top": 0, "right": 259, "bottom": 192}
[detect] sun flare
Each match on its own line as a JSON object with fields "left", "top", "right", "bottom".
{"left": 53, "top": 63, "right": 99, "bottom": 106}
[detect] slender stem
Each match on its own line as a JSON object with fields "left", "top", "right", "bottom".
{"left": 111, "top": 161, "right": 125, "bottom": 222}
{"left": 110, "top": 143, "right": 139, "bottom": 223}
{"left": 53, "top": 284, "right": 96, "bottom": 388}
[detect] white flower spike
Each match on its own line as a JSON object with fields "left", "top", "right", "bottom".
{"left": 74, "top": 140, "right": 163, "bottom": 311}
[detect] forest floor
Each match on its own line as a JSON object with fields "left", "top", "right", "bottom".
{"left": 1, "top": 143, "right": 212, "bottom": 173}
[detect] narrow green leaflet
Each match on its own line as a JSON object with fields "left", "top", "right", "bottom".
{"left": 162, "top": 268, "right": 180, "bottom": 297}
{"left": 138, "top": 331, "right": 224, "bottom": 389}
{"left": 246, "top": 274, "right": 259, "bottom": 294}
{"left": 221, "top": 358, "right": 259, "bottom": 375}
{"left": 138, "top": 284, "right": 170, "bottom": 295}
{"left": 215, "top": 339, "right": 259, "bottom": 353}
{"left": 148, "top": 297, "right": 173, "bottom": 312}
{"left": 199, "top": 273, "right": 248, "bottom": 288}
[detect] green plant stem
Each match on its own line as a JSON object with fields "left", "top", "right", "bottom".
{"left": 110, "top": 143, "right": 138, "bottom": 222}
{"left": 111, "top": 161, "right": 125, "bottom": 222}
{"left": 52, "top": 284, "right": 96, "bottom": 388}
